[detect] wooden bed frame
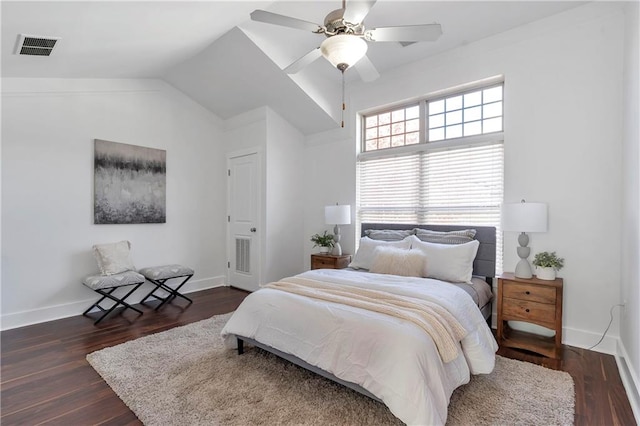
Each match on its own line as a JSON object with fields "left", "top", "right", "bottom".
{"left": 234, "top": 223, "right": 497, "bottom": 405}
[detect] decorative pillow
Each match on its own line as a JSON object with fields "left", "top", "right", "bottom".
{"left": 364, "top": 229, "right": 415, "bottom": 241}
{"left": 92, "top": 240, "right": 136, "bottom": 276}
{"left": 410, "top": 236, "right": 480, "bottom": 283}
{"left": 413, "top": 228, "right": 476, "bottom": 244}
{"left": 349, "top": 236, "right": 413, "bottom": 270}
{"left": 370, "top": 246, "right": 427, "bottom": 277}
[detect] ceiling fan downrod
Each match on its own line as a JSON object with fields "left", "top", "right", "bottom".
{"left": 339, "top": 64, "right": 347, "bottom": 128}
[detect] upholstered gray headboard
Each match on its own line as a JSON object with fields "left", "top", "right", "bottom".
{"left": 361, "top": 223, "right": 496, "bottom": 281}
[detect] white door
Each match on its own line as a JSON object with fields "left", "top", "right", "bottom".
{"left": 227, "top": 152, "right": 260, "bottom": 291}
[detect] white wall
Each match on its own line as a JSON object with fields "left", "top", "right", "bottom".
{"left": 303, "top": 136, "right": 356, "bottom": 270}
{"left": 1, "top": 78, "right": 227, "bottom": 329}
{"left": 303, "top": 2, "right": 626, "bottom": 352}
{"left": 619, "top": 1, "right": 640, "bottom": 419}
{"left": 264, "top": 108, "right": 305, "bottom": 282}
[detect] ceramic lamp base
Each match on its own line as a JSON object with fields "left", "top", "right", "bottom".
{"left": 514, "top": 259, "right": 533, "bottom": 279}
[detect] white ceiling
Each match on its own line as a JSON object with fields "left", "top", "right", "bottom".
{"left": 1, "top": 1, "right": 585, "bottom": 134}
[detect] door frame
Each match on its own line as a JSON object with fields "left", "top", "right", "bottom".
{"left": 226, "top": 147, "right": 263, "bottom": 290}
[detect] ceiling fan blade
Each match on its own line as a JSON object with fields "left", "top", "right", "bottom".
{"left": 250, "top": 10, "right": 322, "bottom": 33}
{"left": 284, "top": 48, "right": 323, "bottom": 74}
{"left": 366, "top": 24, "right": 442, "bottom": 42}
{"left": 354, "top": 55, "right": 380, "bottom": 82}
{"left": 342, "top": 0, "right": 377, "bottom": 24}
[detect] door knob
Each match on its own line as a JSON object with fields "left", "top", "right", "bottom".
{"left": 250, "top": 227, "right": 257, "bottom": 232}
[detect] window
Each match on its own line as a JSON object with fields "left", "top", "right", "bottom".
{"left": 363, "top": 84, "right": 504, "bottom": 152}
{"left": 365, "top": 104, "right": 420, "bottom": 151}
{"left": 358, "top": 81, "right": 504, "bottom": 272}
{"left": 428, "top": 85, "right": 503, "bottom": 142}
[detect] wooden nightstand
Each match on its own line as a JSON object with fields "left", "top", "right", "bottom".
{"left": 310, "top": 254, "right": 351, "bottom": 270}
{"left": 497, "top": 272, "right": 564, "bottom": 359}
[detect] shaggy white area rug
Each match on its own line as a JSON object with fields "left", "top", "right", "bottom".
{"left": 87, "top": 312, "right": 575, "bottom": 425}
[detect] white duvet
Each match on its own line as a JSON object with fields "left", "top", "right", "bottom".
{"left": 221, "top": 269, "right": 498, "bottom": 425}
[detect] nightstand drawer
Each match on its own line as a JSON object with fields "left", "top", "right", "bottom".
{"left": 312, "top": 257, "right": 336, "bottom": 269}
{"left": 503, "top": 297, "right": 556, "bottom": 323}
{"left": 503, "top": 282, "right": 556, "bottom": 304}
{"left": 310, "top": 254, "right": 351, "bottom": 270}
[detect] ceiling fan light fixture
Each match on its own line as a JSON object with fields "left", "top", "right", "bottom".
{"left": 320, "top": 34, "right": 368, "bottom": 71}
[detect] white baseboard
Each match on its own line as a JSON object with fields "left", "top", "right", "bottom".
{"left": 0, "top": 275, "right": 227, "bottom": 331}
{"left": 616, "top": 340, "right": 640, "bottom": 423}
{"left": 562, "top": 325, "right": 619, "bottom": 355}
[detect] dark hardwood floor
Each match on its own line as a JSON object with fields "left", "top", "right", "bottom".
{"left": 1, "top": 287, "right": 636, "bottom": 425}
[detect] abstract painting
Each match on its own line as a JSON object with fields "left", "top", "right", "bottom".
{"left": 94, "top": 139, "right": 166, "bottom": 224}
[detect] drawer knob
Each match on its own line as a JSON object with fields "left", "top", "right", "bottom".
{"left": 525, "top": 309, "right": 530, "bottom": 313}
{"left": 525, "top": 291, "right": 530, "bottom": 295}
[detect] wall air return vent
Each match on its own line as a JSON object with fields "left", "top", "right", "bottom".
{"left": 235, "top": 237, "right": 251, "bottom": 274}
{"left": 14, "top": 34, "right": 61, "bottom": 56}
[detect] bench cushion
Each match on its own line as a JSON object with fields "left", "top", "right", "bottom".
{"left": 83, "top": 270, "right": 145, "bottom": 290}
{"left": 139, "top": 264, "right": 194, "bottom": 280}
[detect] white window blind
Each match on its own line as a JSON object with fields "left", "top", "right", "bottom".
{"left": 357, "top": 142, "right": 504, "bottom": 272}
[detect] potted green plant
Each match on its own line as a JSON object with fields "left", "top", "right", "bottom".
{"left": 532, "top": 251, "right": 564, "bottom": 280}
{"left": 311, "top": 231, "right": 335, "bottom": 254}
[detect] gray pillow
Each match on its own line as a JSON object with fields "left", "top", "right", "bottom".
{"left": 364, "top": 229, "right": 415, "bottom": 241}
{"left": 413, "top": 228, "right": 476, "bottom": 244}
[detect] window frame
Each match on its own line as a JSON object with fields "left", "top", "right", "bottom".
{"left": 362, "top": 103, "right": 425, "bottom": 152}
{"left": 360, "top": 77, "right": 504, "bottom": 157}
{"left": 426, "top": 83, "right": 504, "bottom": 143}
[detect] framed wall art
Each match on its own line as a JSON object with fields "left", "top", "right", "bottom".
{"left": 94, "top": 139, "right": 166, "bottom": 224}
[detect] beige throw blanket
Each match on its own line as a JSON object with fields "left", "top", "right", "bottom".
{"left": 264, "top": 277, "right": 467, "bottom": 363}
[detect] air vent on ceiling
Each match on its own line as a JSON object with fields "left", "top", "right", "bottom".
{"left": 14, "top": 34, "right": 61, "bottom": 56}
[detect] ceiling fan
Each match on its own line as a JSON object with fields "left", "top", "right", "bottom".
{"left": 250, "top": 0, "right": 443, "bottom": 82}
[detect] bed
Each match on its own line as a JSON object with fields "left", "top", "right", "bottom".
{"left": 360, "top": 223, "right": 496, "bottom": 323}
{"left": 221, "top": 223, "right": 498, "bottom": 425}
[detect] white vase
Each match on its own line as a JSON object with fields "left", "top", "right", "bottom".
{"left": 536, "top": 266, "right": 556, "bottom": 280}
{"left": 319, "top": 246, "right": 329, "bottom": 254}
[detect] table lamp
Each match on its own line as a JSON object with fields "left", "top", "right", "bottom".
{"left": 325, "top": 204, "right": 351, "bottom": 256}
{"left": 502, "top": 200, "right": 548, "bottom": 278}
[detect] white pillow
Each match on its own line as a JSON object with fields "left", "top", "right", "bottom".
{"left": 410, "top": 236, "right": 480, "bottom": 283}
{"left": 370, "top": 246, "right": 427, "bottom": 277}
{"left": 349, "top": 236, "right": 413, "bottom": 270}
{"left": 92, "top": 240, "right": 136, "bottom": 276}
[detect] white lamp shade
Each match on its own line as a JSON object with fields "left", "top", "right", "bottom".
{"left": 320, "top": 35, "right": 368, "bottom": 69}
{"left": 325, "top": 205, "right": 351, "bottom": 225}
{"left": 502, "top": 202, "right": 548, "bottom": 233}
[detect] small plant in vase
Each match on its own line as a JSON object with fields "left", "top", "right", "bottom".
{"left": 532, "top": 251, "right": 564, "bottom": 280}
{"left": 311, "top": 231, "right": 335, "bottom": 254}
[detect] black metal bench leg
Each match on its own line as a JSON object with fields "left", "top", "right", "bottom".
{"left": 237, "top": 337, "right": 244, "bottom": 355}
{"left": 141, "top": 275, "right": 194, "bottom": 310}
{"left": 87, "top": 283, "right": 144, "bottom": 324}
{"left": 140, "top": 279, "right": 173, "bottom": 307}
{"left": 170, "top": 275, "right": 194, "bottom": 303}
{"left": 156, "top": 275, "right": 193, "bottom": 309}
{"left": 139, "top": 283, "right": 162, "bottom": 305}
{"left": 83, "top": 290, "right": 111, "bottom": 315}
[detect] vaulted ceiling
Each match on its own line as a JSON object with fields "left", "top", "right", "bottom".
{"left": 1, "top": 1, "right": 585, "bottom": 134}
